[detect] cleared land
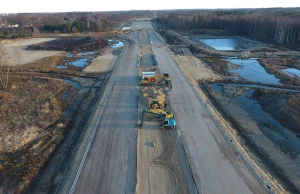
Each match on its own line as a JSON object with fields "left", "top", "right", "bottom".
{"left": 173, "top": 54, "right": 219, "bottom": 81}
{"left": 1, "top": 38, "right": 63, "bottom": 65}
{"left": 84, "top": 48, "right": 117, "bottom": 72}
{"left": 132, "top": 20, "right": 154, "bottom": 30}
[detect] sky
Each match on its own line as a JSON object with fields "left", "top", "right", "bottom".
{"left": 1, "top": 0, "right": 300, "bottom": 13}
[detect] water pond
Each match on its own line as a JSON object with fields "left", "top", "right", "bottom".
{"left": 227, "top": 58, "right": 281, "bottom": 85}
{"left": 199, "top": 38, "right": 244, "bottom": 50}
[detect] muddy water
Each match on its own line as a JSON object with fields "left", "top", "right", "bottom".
{"left": 108, "top": 39, "right": 124, "bottom": 48}
{"left": 227, "top": 58, "right": 281, "bottom": 85}
{"left": 210, "top": 84, "right": 300, "bottom": 156}
{"left": 199, "top": 38, "right": 243, "bottom": 50}
{"left": 63, "top": 79, "right": 81, "bottom": 89}
{"left": 57, "top": 52, "right": 99, "bottom": 69}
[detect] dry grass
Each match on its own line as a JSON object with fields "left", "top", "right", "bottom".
{"left": 0, "top": 75, "right": 68, "bottom": 193}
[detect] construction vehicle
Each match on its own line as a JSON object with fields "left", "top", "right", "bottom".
{"left": 146, "top": 108, "right": 173, "bottom": 119}
{"left": 165, "top": 79, "right": 172, "bottom": 91}
{"left": 140, "top": 73, "right": 170, "bottom": 85}
{"left": 139, "top": 109, "right": 176, "bottom": 129}
{"left": 148, "top": 99, "right": 166, "bottom": 109}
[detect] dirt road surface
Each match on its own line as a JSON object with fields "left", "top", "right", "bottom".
{"left": 132, "top": 21, "right": 153, "bottom": 30}
{"left": 72, "top": 32, "right": 139, "bottom": 194}
{"left": 148, "top": 29, "right": 269, "bottom": 194}
{"left": 136, "top": 27, "right": 197, "bottom": 194}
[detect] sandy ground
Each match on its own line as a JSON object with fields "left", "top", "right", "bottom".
{"left": 72, "top": 32, "right": 139, "bottom": 194}
{"left": 1, "top": 38, "right": 63, "bottom": 66}
{"left": 173, "top": 54, "right": 219, "bottom": 81}
{"left": 136, "top": 36, "right": 197, "bottom": 193}
{"left": 84, "top": 48, "right": 117, "bottom": 72}
{"left": 132, "top": 21, "right": 154, "bottom": 30}
{"left": 136, "top": 104, "right": 180, "bottom": 194}
{"left": 148, "top": 29, "right": 269, "bottom": 194}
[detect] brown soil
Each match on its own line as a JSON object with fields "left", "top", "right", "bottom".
{"left": 201, "top": 57, "right": 230, "bottom": 76}
{"left": 254, "top": 90, "right": 300, "bottom": 133}
{"left": 258, "top": 58, "right": 300, "bottom": 86}
{"left": 158, "top": 30, "right": 185, "bottom": 45}
{"left": 0, "top": 75, "right": 68, "bottom": 193}
{"left": 27, "top": 37, "right": 108, "bottom": 52}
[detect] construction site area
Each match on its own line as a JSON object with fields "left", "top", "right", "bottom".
{"left": 1, "top": 17, "right": 300, "bottom": 194}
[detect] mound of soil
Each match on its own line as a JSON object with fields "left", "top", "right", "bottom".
{"left": 255, "top": 90, "right": 300, "bottom": 133}
{"left": 140, "top": 86, "right": 165, "bottom": 107}
{"left": 27, "top": 37, "right": 108, "bottom": 52}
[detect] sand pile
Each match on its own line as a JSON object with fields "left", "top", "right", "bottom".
{"left": 140, "top": 86, "right": 165, "bottom": 107}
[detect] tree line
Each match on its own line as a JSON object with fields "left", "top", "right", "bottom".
{"left": 0, "top": 11, "right": 134, "bottom": 34}
{"left": 154, "top": 9, "right": 300, "bottom": 47}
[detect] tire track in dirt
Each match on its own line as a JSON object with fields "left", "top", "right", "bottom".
{"left": 151, "top": 130, "right": 189, "bottom": 194}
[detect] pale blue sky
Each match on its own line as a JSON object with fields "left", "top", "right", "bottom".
{"left": 1, "top": 0, "right": 300, "bottom": 13}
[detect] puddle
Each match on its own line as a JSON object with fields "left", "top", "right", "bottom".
{"left": 112, "top": 41, "right": 124, "bottom": 48}
{"left": 77, "top": 52, "right": 98, "bottom": 56}
{"left": 209, "top": 84, "right": 300, "bottom": 155}
{"left": 122, "top": 26, "right": 131, "bottom": 30}
{"left": 233, "top": 89, "right": 300, "bottom": 155}
{"left": 282, "top": 68, "right": 300, "bottom": 78}
{"left": 66, "top": 53, "right": 74, "bottom": 57}
{"left": 56, "top": 65, "right": 68, "bottom": 69}
{"left": 70, "top": 58, "right": 88, "bottom": 67}
{"left": 227, "top": 58, "right": 281, "bottom": 85}
{"left": 108, "top": 39, "right": 124, "bottom": 48}
{"left": 63, "top": 79, "right": 81, "bottom": 89}
{"left": 199, "top": 38, "right": 244, "bottom": 50}
{"left": 105, "top": 73, "right": 111, "bottom": 80}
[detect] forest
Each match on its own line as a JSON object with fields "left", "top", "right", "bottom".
{"left": 0, "top": 11, "right": 135, "bottom": 37}
{"left": 154, "top": 8, "right": 300, "bottom": 47}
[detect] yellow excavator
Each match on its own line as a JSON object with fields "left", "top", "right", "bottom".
{"left": 148, "top": 99, "right": 166, "bottom": 109}
{"left": 139, "top": 109, "right": 176, "bottom": 129}
{"left": 146, "top": 109, "right": 174, "bottom": 119}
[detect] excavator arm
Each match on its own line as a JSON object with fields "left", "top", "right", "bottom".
{"left": 139, "top": 109, "right": 164, "bottom": 128}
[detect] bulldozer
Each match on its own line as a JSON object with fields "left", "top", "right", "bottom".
{"left": 139, "top": 109, "right": 176, "bottom": 129}
{"left": 148, "top": 99, "right": 166, "bottom": 109}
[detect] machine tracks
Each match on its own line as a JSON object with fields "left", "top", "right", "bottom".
{"left": 151, "top": 131, "right": 189, "bottom": 194}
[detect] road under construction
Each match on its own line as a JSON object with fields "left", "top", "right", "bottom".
{"left": 62, "top": 20, "right": 270, "bottom": 194}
